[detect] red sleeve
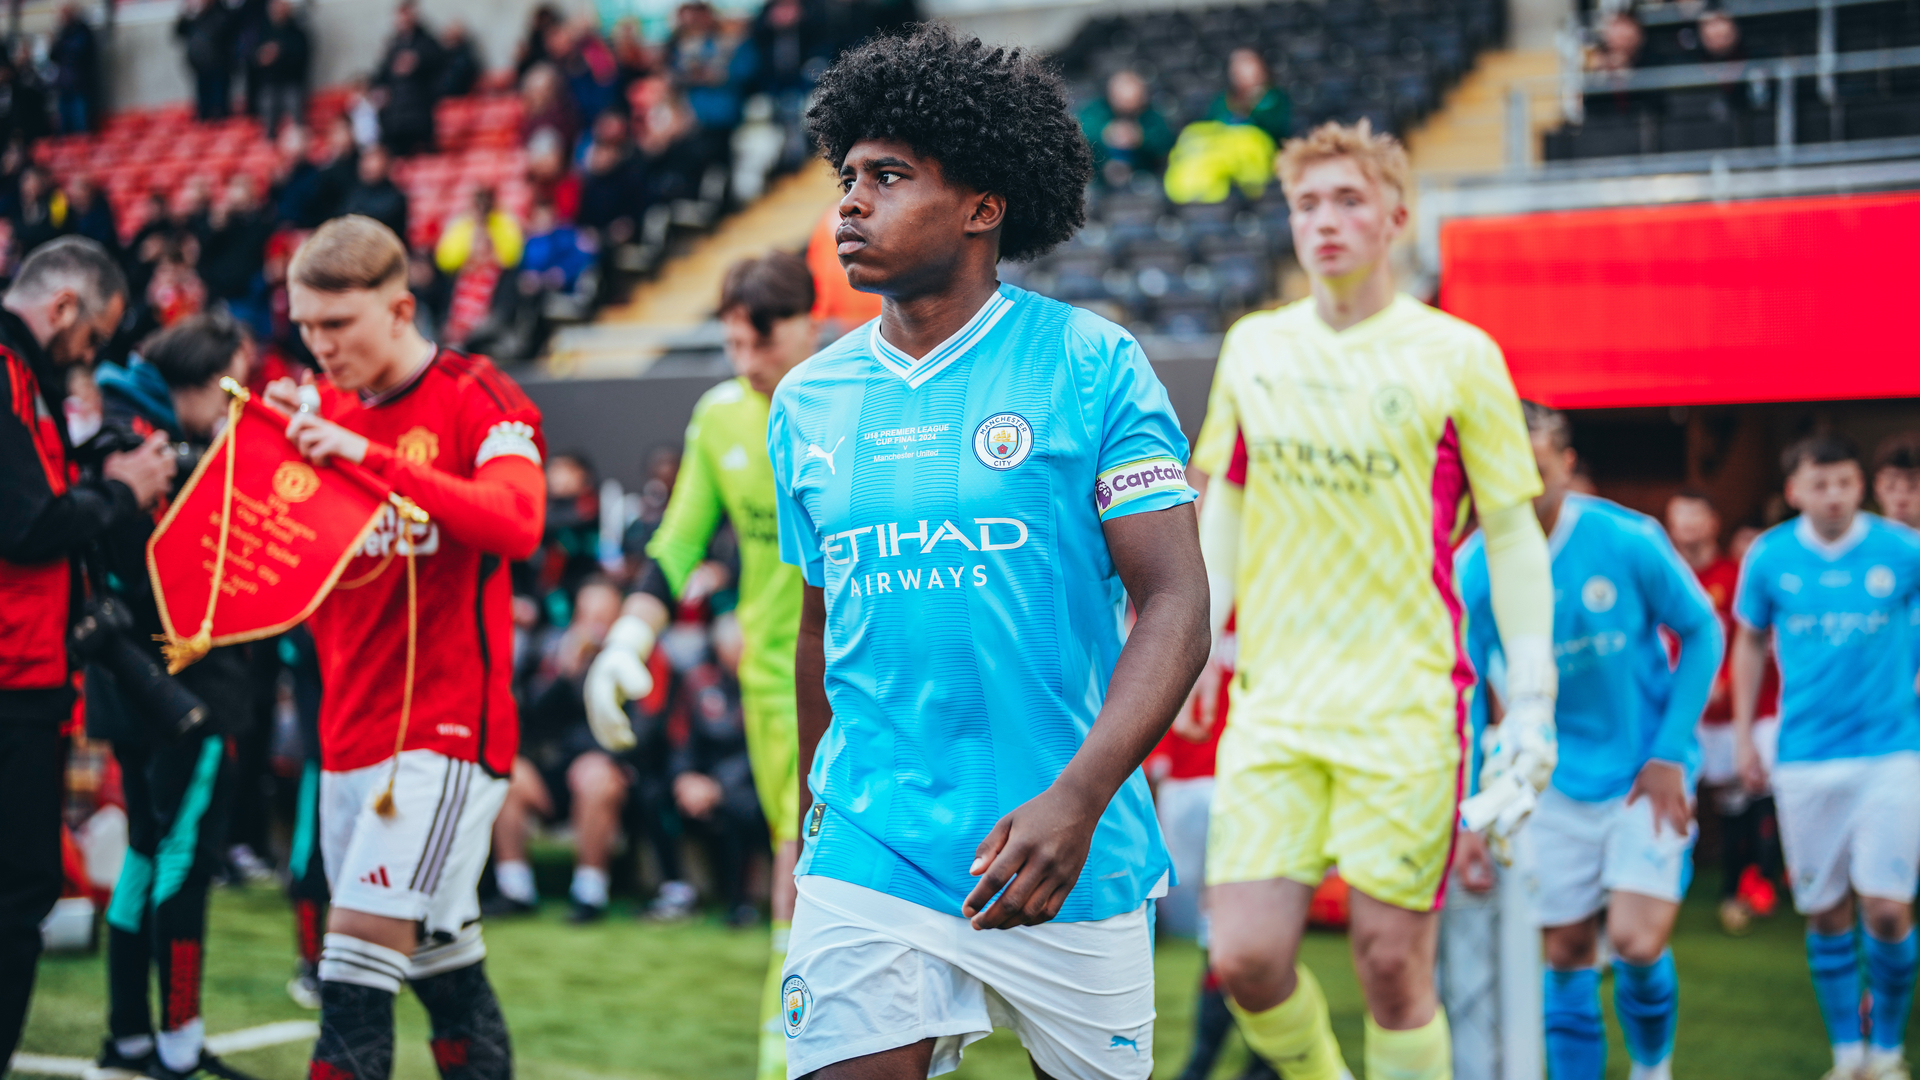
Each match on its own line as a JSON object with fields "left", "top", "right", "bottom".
{"left": 362, "top": 447, "right": 547, "bottom": 560}
{"left": 1224, "top": 427, "right": 1249, "bottom": 486}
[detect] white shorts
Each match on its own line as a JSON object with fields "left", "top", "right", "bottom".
{"left": 1525, "top": 786, "right": 1696, "bottom": 927}
{"left": 1772, "top": 751, "right": 1920, "bottom": 913}
{"left": 321, "top": 750, "right": 508, "bottom": 938}
{"left": 782, "top": 875, "right": 1155, "bottom": 1080}
{"left": 1154, "top": 776, "right": 1214, "bottom": 941}
{"left": 1696, "top": 716, "right": 1779, "bottom": 787}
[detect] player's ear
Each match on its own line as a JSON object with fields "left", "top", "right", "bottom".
{"left": 388, "top": 284, "right": 416, "bottom": 335}
{"left": 964, "top": 191, "right": 1007, "bottom": 236}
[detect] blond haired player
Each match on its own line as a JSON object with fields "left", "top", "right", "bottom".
{"left": 264, "top": 216, "right": 547, "bottom": 1080}
{"left": 1192, "top": 121, "right": 1557, "bottom": 1080}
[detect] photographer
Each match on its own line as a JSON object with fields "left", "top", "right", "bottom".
{"left": 0, "top": 236, "right": 157, "bottom": 1070}
{"left": 86, "top": 313, "right": 263, "bottom": 1080}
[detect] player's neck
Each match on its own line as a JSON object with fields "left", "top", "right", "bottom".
{"left": 365, "top": 332, "right": 436, "bottom": 396}
{"left": 1807, "top": 511, "right": 1857, "bottom": 544}
{"left": 878, "top": 273, "right": 1001, "bottom": 361}
{"left": 1534, "top": 491, "right": 1566, "bottom": 537}
{"left": 1309, "top": 262, "right": 1396, "bottom": 333}
{"left": 1677, "top": 539, "right": 1720, "bottom": 569}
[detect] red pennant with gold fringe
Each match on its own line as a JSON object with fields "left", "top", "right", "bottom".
{"left": 146, "top": 388, "right": 392, "bottom": 669}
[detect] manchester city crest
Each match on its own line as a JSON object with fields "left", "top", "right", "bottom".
{"left": 782, "top": 974, "right": 813, "bottom": 1038}
{"left": 973, "top": 412, "right": 1032, "bottom": 471}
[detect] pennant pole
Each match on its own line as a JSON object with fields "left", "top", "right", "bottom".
{"left": 373, "top": 493, "right": 430, "bottom": 818}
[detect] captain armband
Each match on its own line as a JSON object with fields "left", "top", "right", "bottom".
{"left": 474, "top": 421, "right": 542, "bottom": 468}
{"left": 1095, "top": 456, "right": 1189, "bottom": 520}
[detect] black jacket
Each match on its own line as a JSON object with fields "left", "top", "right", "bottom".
{"left": 340, "top": 179, "right": 409, "bottom": 242}
{"left": 0, "top": 309, "right": 139, "bottom": 721}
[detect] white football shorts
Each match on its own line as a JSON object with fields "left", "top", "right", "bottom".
{"left": 1526, "top": 785, "right": 1696, "bottom": 927}
{"left": 321, "top": 750, "right": 508, "bottom": 937}
{"left": 1772, "top": 751, "right": 1920, "bottom": 914}
{"left": 782, "top": 875, "right": 1155, "bottom": 1080}
{"left": 1695, "top": 716, "right": 1778, "bottom": 787}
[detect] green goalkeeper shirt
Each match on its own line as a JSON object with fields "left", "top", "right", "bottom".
{"left": 646, "top": 377, "right": 801, "bottom": 704}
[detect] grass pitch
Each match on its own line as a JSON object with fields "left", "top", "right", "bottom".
{"left": 15, "top": 871, "right": 1893, "bottom": 1079}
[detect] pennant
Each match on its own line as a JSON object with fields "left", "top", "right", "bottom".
{"left": 146, "top": 383, "right": 392, "bottom": 670}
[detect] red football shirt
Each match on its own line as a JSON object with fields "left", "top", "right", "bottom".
{"left": 1694, "top": 556, "right": 1778, "bottom": 722}
{"left": 308, "top": 348, "right": 546, "bottom": 775}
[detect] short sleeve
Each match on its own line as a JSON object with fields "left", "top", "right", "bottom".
{"left": 1190, "top": 331, "right": 1242, "bottom": 478}
{"left": 1085, "top": 323, "right": 1199, "bottom": 523}
{"left": 766, "top": 393, "right": 825, "bottom": 586}
{"left": 1732, "top": 542, "right": 1771, "bottom": 630}
{"left": 1452, "top": 333, "right": 1542, "bottom": 515}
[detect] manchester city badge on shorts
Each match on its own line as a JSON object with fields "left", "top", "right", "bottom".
{"left": 973, "top": 412, "right": 1032, "bottom": 470}
{"left": 782, "top": 974, "right": 813, "bottom": 1038}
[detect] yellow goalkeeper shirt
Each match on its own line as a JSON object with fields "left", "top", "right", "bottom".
{"left": 1194, "top": 295, "right": 1541, "bottom": 758}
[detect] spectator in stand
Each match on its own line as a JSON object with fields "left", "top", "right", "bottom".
{"left": 536, "top": 452, "right": 604, "bottom": 609}
{"left": 490, "top": 577, "right": 636, "bottom": 923}
{"left": 515, "top": 4, "right": 567, "bottom": 80}
{"left": 520, "top": 64, "right": 582, "bottom": 161}
{"left": 1683, "top": 7, "right": 1745, "bottom": 63}
{"left": 480, "top": 197, "right": 593, "bottom": 359}
{"left": 338, "top": 144, "right": 408, "bottom": 242}
{"left": 144, "top": 238, "right": 206, "bottom": 328}
{"left": 750, "top": 0, "right": 823, "bottom": 100}
{"left": 369, "top": 0, "right": 444, "bottom": 156}
{"left": 438, "top": 19, "right": 482, "bottom": 100}
{"left": 0, "top": 58, "right": 49, "bottom": 150}
{"left": 49, "top": 4, "right": 100, "bottom": 135}
{"left": 668, "top": 2, "right": 753, "bottom": 140}
{"left": 670, "top": 611, "right": 765, "bottom": 927}
{"left": 636, "top": 89, "right": 705, "bottom": 205}
{"left": 554, "top": 17, "right": 622, "bottom": 132}
{"left": 64, "top": 177, "right": 116, "bottom": 255}
{"left": 10, "top": 168, "right": 68, "bottom": 257}
{"left": 610, "top": 17, "right": 657, "bottom": 89}
{"left": 200, "top": 174, "right": 271, "bottom": 306}
{"left": 305, "top": 116, "right": 359, "bottom": 228}
{"left": 1080, "top": 68, "right": 1175, "bottom": 187}
{"left": 578, "top": 110, "right": 649, "bottom": 246}
{"left": 267, "top": 123, "right": 318, "bottom": 227}
{"left": 176, "top": 0, "right": 236, "bottom": 121}
{"left": 1208, "top": 47, "right": 1291, "bottom": 143}
{"left": 250, "top": 0, "right": 310, "bottom": 140}
{"left": 435, "top": 186, "right": 523, "bottom": 347}
{"left": 1666, "top": 489, "right": 1782, "bottom": 935}
{"left": 520, "top": 199, "right": 595, "bottom": 294}
{"left": 525, "top": 128, "right": 581, "bottom": 221}
{"left": 1873, "top": 433, "right": 1920, "bottom": 529}
{"left": 1591, "top": 10, "right": 1646, "bottom": 73}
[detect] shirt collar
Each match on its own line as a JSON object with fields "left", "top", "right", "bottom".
{"left": 869, "top": 285, "right": 1015, "bottom": 389}
{"left": 1546, "top": 493, "right": 1584, "bottom": 561}
{"left": 359, "top": 341, "right": 440, "bottom": 407}
{"left": 1794, "top": 512, "right": 1870, "bottom": 560}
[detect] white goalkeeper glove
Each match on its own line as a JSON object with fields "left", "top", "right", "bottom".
{"left": 583, "top": 615, "right": 655, "bottom": 752}
{"left": 1459, "top": 637, "right": 1558, "bottom": 862}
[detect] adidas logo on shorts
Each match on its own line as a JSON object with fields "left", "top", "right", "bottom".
{"left": 359, "top": 866, "right": 392, "bottom": 888}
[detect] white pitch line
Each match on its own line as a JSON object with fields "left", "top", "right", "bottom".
{"left": 9, "top": 1020, "right": 318, "bottom": 1079}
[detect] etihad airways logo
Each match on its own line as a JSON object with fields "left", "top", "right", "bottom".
{"left": 822, "top": 517, "right": 1029, "bottom": 565}
{"left": 1248, "top": 437, "right": 1402, "bottom": 495}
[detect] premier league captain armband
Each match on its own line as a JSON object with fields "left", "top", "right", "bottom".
{"left": 1095, "top": 456, "right": 1188, "bottom": 520}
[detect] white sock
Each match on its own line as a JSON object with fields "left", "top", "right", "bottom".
{"left": 1628, "top": 1058, "right": 1672, "bottom": 1080}
{"left": 114, "top": 1034, "right": 154, "bottom": 1059}
{"left": 495, "top": 859, "right": 537, "bottom": 903}
{"left": 1871, "top": 1044, "right": 1907, "bottom": 1064}
{"left": 1836, "top": 1043, "right": 1867, "bottom": 1073}
{"left": 156, "top": 1018, "right": 204, "bottom": 1072}
{"left": 571, "top": 865, "right": 609, "bottom": 908}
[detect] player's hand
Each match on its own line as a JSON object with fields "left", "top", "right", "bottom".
{"left": 285, "top": 412, "right": 369, "bottom": 466}
{"left": 1453, "top": 828, "right": 1496, "bottom": 894}
{"left": 673, "top": 772, "right": 723, "bottom": 819}
{"left": 1734, "top": 730, "right": 1768, "bottom": 795}
{"left": 103, "top": 431, "right": 177, "bottom": 509}
{"left": 262, "top": 376, "right": 302, "bottom": 415}
{"left": 1626, "top": 760, "right": 1693, "bottom": 839}
{"left": 962, "top": 783, "right": 1102, "bottom": 930}
{"left": 583, "top": 615, "right": 654, "bottom": 752}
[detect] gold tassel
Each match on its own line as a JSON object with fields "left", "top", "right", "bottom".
{"left": 164, "top": 382, "right": 247, "bottom": 674}
{"left": 374, "top": 495, "right": 428, "bottom": 818}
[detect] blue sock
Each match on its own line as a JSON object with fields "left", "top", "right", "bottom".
{"left": 1808, "top": 929, "right": 1865, "bottom": 1048}
{"left": 1866, "top": 930, "right": 1918, "bottom": 1051}
{"left": 1544, "top": 967, "right": 1605, "bottom": 1080}
{"left": 1612, "top": 951, "right": 1679, "bottom": 1068}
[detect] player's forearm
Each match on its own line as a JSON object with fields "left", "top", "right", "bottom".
{"left": 1729, "top": 624, "right": 1768, "bottom": 733}
{"left": 1653, "top": 617, "right": 1724, "bottom": 767}
{"left": 362, "top": 450, "right": 546, "bottom": 559}
{"left": 794, "top": 583, "right": 830, "bottom": 825}
{"left": 1063, "top": 505, "right": 1210, "bottom": 812}
{"left": 1479, "top": 501, "right": 1557, "bottom": 701}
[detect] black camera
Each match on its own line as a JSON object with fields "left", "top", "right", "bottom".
{"left": 70, "top": 597, "right": 210, "bottom": 738}
{"left": 81, "top": 424, "right": 206, "bottom": 490}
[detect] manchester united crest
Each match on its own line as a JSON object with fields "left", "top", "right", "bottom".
{"left": 271, "top": 461, "right": 320, "bottom": 503}
{"left": 397, "top": 426, "right": 440, "bottom": 465}
{"left": 972, "top": 412, "right": 1032, "bottom": 471}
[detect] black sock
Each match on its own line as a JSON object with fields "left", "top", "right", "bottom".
{"left": 410, "top": 962, "right": 512, "bottom": 1080}
{"left": 310, "top": 981, "right": 395, "bottom": 1080}
{"left": 1180, "top": 967, "right": 1235, "bottom": 1080}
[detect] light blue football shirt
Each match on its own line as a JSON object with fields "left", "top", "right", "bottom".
{"left": 767, "top": 283, "right": 1195, "bottom": 922}
{"left": 1734, "top": 513, "right": 1920, "bottom": 764}
{"left": 1459, "top": 494, "right": 1723, "bottom": 802}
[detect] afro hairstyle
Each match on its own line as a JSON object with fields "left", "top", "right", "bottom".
{"left": 805, "top": 23, "right": 1092, "bottom": 264}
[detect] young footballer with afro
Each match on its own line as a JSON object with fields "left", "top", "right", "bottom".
{"left": 769, "top": 24, "right": 1212, "bottom": 1080}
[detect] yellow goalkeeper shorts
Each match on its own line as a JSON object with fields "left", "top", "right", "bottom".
{"left": 744, "top": 692, "right": 800, "bottom": 844}
{"left": 1206, "top": 717, "right": 1465, "bottom": 911}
